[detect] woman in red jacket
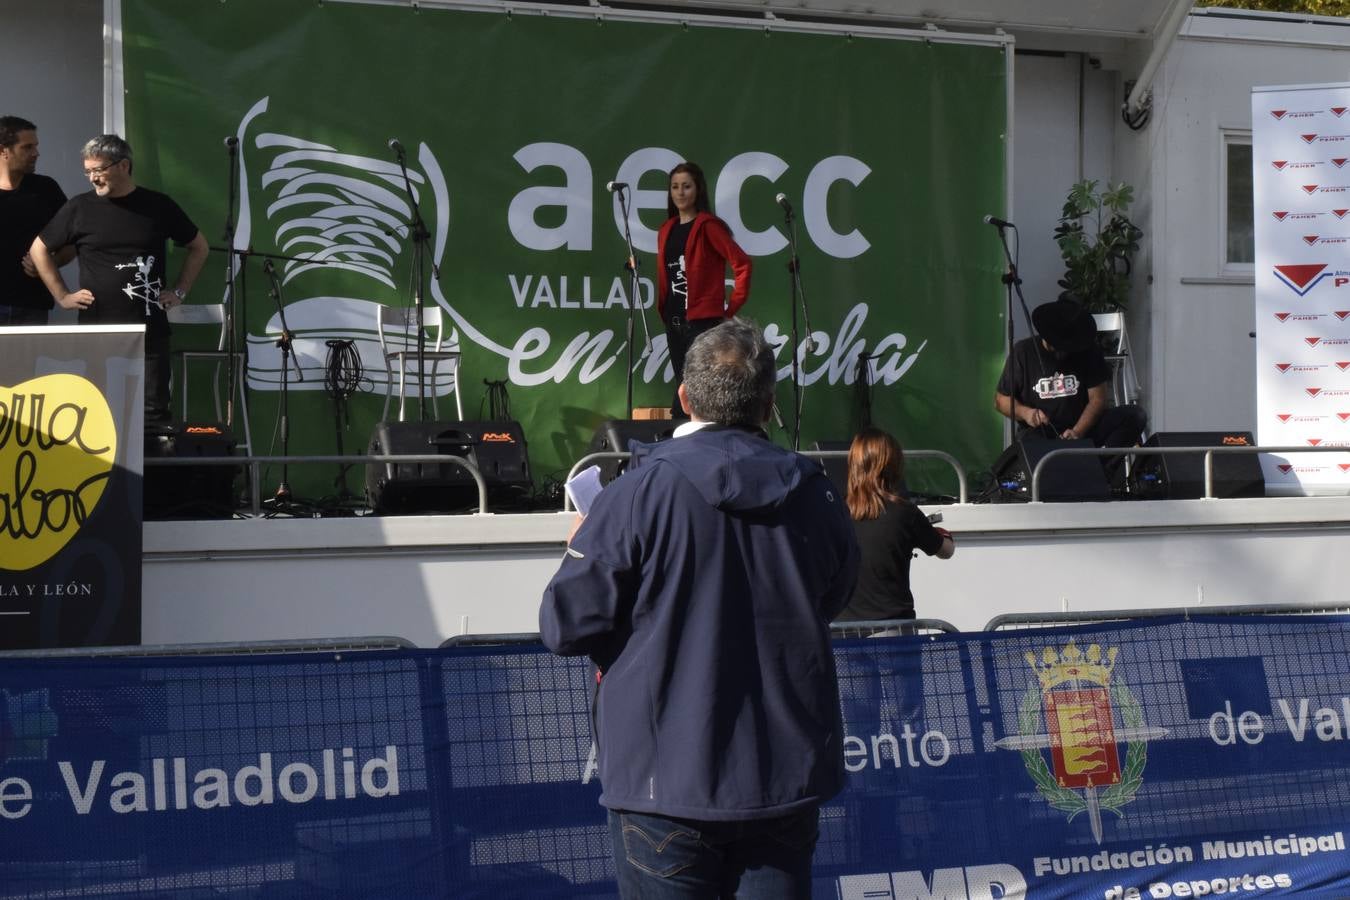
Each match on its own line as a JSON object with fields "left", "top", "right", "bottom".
{"left": 656, "top": 162, "right": 752, "bottom": 416}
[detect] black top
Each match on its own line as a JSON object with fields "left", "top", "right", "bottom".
{"left": 40, "top": 187, "right": 198, "bottom": 335}
{"left": 996, "top": 336, "right": 1110, "bottom": 434}
{"left": 0, "top": 173, "right": 67, "bottom": 309}
{"left": 836, "top": 498, "right": 944, "bottom": 622}
{"left": 662, "top": 218, "right": 693, "bottom": 320}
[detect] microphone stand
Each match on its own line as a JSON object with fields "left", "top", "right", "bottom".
{"left": 992, "top": 221, "right": 1043, "bottom": 446}
{"left": 613, "top": 186, "right": 652, "bottom": 416}
{"left": 222, "top": 138, "right": 240, "bottom": 430}
{"left": 261, "top": 258, "right": 304, "bottom": 506}
{"left": 783, "top": 203, "right": 814, "bottom": 450}
{"left": 389, "top": 142, "right": 439, "bottom": 423}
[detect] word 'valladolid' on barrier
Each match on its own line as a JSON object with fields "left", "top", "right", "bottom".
{"left": 3, "top": 615, "right": 1350, "bottom": 898}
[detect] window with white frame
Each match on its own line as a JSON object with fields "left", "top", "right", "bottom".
{"left": 1222, "top": 131, "right": 1253, "bottom": 273}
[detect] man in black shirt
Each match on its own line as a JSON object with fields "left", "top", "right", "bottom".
{"left": 30, "top": 134, "right": 208, "bottom": 422}
{"left": 995, "top": 297, "right": 1145, "bottom": 449}
{"left": 0, "top": 116, "right": 72, "bottom": 325}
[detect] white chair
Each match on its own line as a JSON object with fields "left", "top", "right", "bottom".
{"left": 376, "top": 304, "right": 463, "bottom": 421}
{"left": 168, "top": 303, "right": 252, "bottom": 455}
{"left": 1093, "top": 312, "right": 1141, "bottom": 408}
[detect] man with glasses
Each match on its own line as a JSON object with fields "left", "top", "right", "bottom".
{"left": 0, "top": 116, "right": 71, "bottom": 325}
{"left": 30, "top": 134, "right": 209, "bottom": 422}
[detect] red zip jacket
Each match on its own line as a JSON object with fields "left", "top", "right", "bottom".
{"left": 656, "top": 212, "right": 752, "bottom": 321}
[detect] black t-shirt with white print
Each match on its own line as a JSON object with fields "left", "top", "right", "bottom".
{"left": 996, "top": 336, "right": 1110, "bottom": 434}
{"left": 39, "top": 187, "right": 198, "bottom": 336}
{"left": 663, "top": 219, "right": 693, "bottom": 322}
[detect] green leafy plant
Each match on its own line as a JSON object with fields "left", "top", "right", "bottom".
{"left": 1054, "top": 180, "right": 1143, "bottom": 313}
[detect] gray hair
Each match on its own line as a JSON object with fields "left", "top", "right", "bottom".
{"left": 682, "top": 318, "right": 777, "bottom": 427}
{"left": 82, "top": 134, "right": 133, "bottom": 172}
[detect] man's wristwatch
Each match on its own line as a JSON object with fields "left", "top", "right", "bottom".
{"left": 167, "top": 287, "right": 186, "bottom": 304}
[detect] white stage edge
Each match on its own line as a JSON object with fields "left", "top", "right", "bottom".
{"left": 143, "top": 496, "right": 1350, "bottom": 646}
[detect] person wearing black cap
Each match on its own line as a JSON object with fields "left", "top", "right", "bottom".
{"left": 994, "top": 296, "right": 1146, "bottom": 451}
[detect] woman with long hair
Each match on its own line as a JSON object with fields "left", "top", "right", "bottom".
{"left": 837, "top": 427, "right": 954, "bottom": 621}
{"left": 656, "top": 161, "right": 752, "bottom": 417}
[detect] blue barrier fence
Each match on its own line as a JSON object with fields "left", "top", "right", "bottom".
{"left": 3, "top": 616, "right": 1350, "bottom": 898}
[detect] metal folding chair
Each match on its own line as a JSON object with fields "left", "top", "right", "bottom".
{"left": 376, "top": 304, "right": 463, "bottom": 421}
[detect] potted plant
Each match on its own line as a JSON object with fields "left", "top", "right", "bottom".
{"left": 1053, "top": 179, "right": 1143, "bottom": 313}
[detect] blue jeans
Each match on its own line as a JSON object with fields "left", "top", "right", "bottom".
{"left": 608, "top": 806, "right": 819, "bottom": 899}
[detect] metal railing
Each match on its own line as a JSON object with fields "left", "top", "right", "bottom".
{"left": 146, "top": 452, "right": 489, "bottom": 516}
{"left": 808, "top": 449, "right": 968, "bottom": 504}
{"left": 984, "top": 602, "right": 1350, "bottom": 632}
{"left": 830, "top": 618, "right": 959, "bottom": 638}
{"left": 0, "top": 635, "right": 416, "bottom": 659}
{"left": 564, "top": 447, "right": 968, "bottom": 511}
{"left": 439, "top": 632, "right": 544, "bottom": 648}
{"left": 1029, "top": 443, "right": 1348, "bottom": 502}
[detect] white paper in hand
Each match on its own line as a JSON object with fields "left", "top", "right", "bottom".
{"left": 565, "top": 465, "right": 604, "bottom": 516}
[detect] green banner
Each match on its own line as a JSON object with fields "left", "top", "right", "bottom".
{"left": 120, "top": 0, "right": 1008, "bottom": 502}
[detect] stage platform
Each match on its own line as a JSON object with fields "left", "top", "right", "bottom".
{"left": 143, "top": 495, "right": 1350, "bottom": 646}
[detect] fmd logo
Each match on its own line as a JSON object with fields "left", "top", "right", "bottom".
{"left": 838, "top": 866, "right": 1027, "bottom": 900}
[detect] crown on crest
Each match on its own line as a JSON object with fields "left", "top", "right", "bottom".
{"left": 1024, "top": 641, "right": 1117, "bottom": 689}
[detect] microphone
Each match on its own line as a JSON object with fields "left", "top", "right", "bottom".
{"left": 606, "top": 181, "right": 628, "bottom": 192}
{"left": 224, "top": 136, "right": 239, "bottom": 152}
{"left": 775, "top": 193, "right": 794, "bottom": 216}
{"left": 387, "top": 138, "right": 405, "bottom": 158}
{"left": 983, "top": 214, "right": 1014, "bottom": 229}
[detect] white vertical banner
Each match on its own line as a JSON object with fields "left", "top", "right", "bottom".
{"left": 1253, "top": 83, "right": 1350, "bottom": 496}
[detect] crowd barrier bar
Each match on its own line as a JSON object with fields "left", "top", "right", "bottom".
{"left": 145, "top": 453, "right": 489, "bottom": 516}
{"left": 0, "top": 635, "right": 417, "bottom": 659}
{"left": 830, "top": 618, "right": 959, "bottom": 638}
{"left": 441, "top": 621, "right": 959, "bottom": 650}
{"left": 438, "top": 632, "right": 544, "bottom": 648}
{"left": 1029, "top": 443, "right": 1350, "bottom": 502}
{"left": 564, "top": 448, "right": 968, "bottom": 511}
{"left": 984, "top": 602, "right": 1350, "bottom": 632}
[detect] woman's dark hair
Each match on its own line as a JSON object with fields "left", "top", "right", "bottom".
{"left": 666, "top": 161, "right": 711, "bottom": 219}
{"left": 846, "top": 427, "right": 906, "bottom": 521}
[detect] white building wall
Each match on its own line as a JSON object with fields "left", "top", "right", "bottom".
{"left": 1009, "top": 52, "right": 1118, "bottom": 341}
{"left": 2, "top": 0, "right": 102, "bottom": 325}
{"left": 1141, "top": 10, "right": 1350, "bottom": 435}
{"left": 2, "top": 0, "right": 102, "bottom": 204}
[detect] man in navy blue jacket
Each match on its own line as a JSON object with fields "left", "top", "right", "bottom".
{"left": 540, "top": 318, "right": 859, "bottom": 898}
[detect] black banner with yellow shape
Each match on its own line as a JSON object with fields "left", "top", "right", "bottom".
{"left": 0, "top": 326, "right": 143, "bottom": 649}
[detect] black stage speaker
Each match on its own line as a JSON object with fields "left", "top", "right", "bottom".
{"left": 366, "top": 421, "right": 531, "bottom": 514}
{"left": 1132, "top": 431, "right": 1265, "bottom": 499}
{"left": 586, "top": 420, "right": 678, "bottom": 484}
{"left": 992, "top": 435, "right": 1110, "bottom": 502}
{"left": 144, "top": 422, "right": 239, "bottom": 519}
